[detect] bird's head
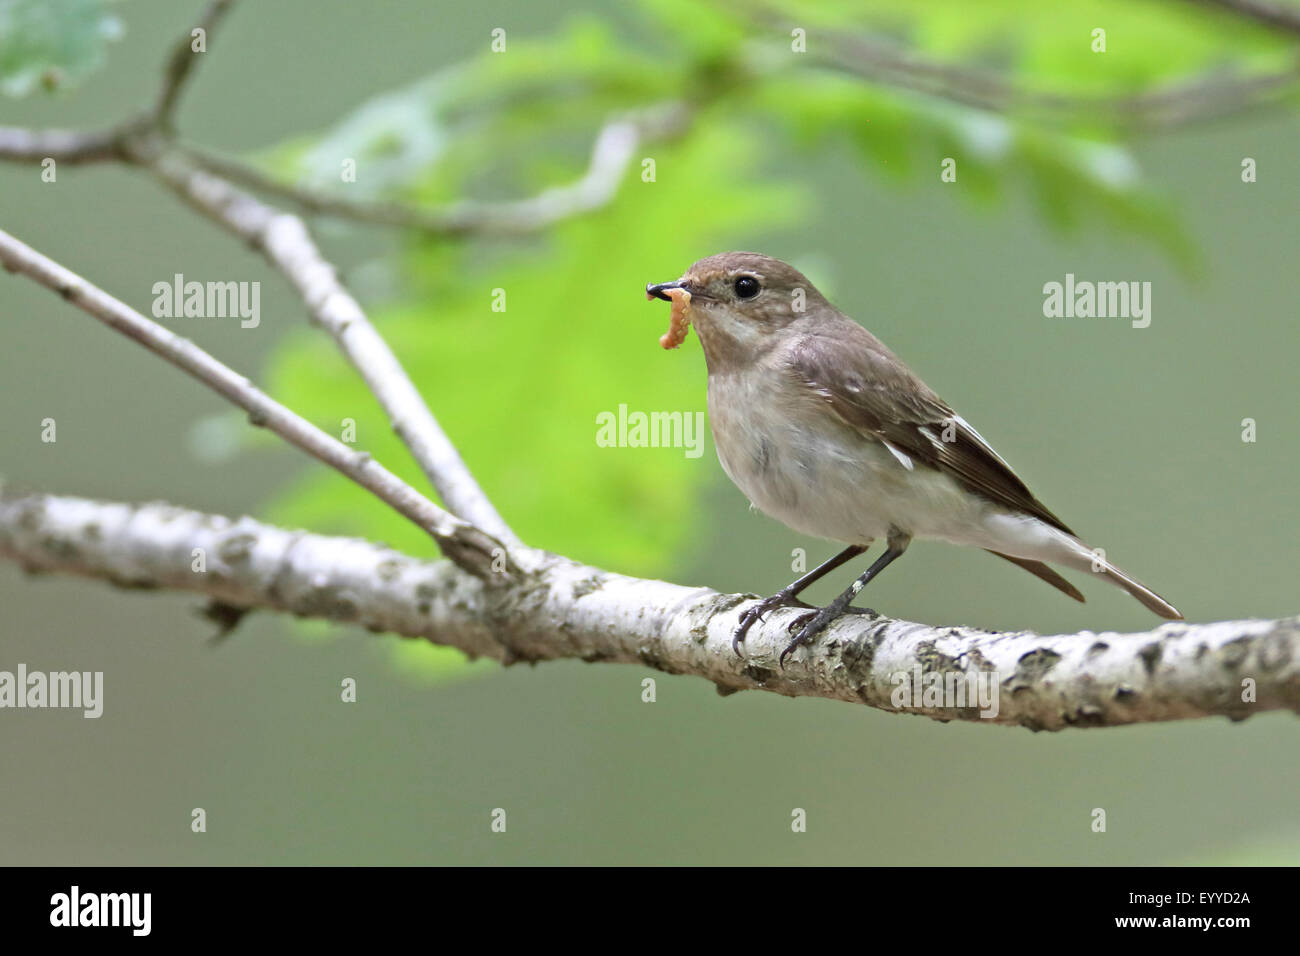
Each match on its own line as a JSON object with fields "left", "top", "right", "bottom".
{"left": 645, "top": 252, "right": 828, "bottom": 369}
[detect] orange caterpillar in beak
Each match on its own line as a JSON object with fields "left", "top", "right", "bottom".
{"left": 647, "top": 286, "right": 692, "bottom": 349}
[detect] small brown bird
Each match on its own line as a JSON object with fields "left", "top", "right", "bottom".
{"left": 646, "top": 252, "right": 1182, "bottom": 666}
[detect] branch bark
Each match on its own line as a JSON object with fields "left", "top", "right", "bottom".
{"left": 3, "top": 489, "right": 1295, "bottom": 732}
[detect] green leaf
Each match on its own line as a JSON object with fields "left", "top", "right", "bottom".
{"left": 0, "top": 0, "right": 122, "bottom": 97}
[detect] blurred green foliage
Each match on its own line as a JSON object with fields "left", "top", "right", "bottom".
{"left": 805, "top": 0, "right": 1294, "bottom": 86}
{"left": 0, "top": 0, "right": 121, "bottom": 97}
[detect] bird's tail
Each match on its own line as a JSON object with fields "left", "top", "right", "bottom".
{"left": 1098, "top": 559, "right": 1183, "bottom": 620}
{"left": 1057, "top": 536, "right": 1183, "bottom": 620}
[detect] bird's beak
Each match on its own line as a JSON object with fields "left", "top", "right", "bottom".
{"left": 645, "top": 279, "right": 688, "bottom": 302}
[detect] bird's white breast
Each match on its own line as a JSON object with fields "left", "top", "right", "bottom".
{"left": 706, "top": 368, "right": 1001, "bottom": 548}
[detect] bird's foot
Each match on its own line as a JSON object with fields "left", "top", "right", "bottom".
{"left": 779, "top": 604, "right": 879, "bottom": 669}
{"left": 732, "top": 590, "right": 817, "bottom": 655}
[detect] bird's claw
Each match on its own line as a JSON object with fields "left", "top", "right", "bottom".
{"left": 778, "top": 610, "right": 827, "bottom": 668}
{"left": 777, "top": 604, "right": 879, "bottom": 669}
{"left": 732, "top": 591, "right": 815, "bottom": 656}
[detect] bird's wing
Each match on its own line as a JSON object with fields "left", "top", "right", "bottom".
{"left": 785, "top": 328, "right": 1075, "bottom": 536}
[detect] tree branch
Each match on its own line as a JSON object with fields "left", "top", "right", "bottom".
{"left": 3, "top": 489, "right": 1296, "bottom": 731}
{"left": 176, "top": 103, "right": 691, "bottom": 237}
{"left": 152, "top": 0, "right": 238, "bottom": 130}
{"left": 0, "top": 226, "right": 510, "bottom": 580}
{"left": 0, "top": 125, "right": 129, "bottom": 164}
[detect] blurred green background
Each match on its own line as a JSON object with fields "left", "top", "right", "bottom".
{"left": 1, "top": 0, "right": 1297, "bottom": 864}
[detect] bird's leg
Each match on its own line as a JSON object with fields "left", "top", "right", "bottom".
{"left": 779, "top": 530, "right": 912, "bottom": 668}
{"left": 732, "top": 544, "right": 867, "bottom": 655}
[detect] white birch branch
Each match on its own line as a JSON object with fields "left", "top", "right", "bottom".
{"left": 2, "top": 490, "right": 1296, "bottom": 731}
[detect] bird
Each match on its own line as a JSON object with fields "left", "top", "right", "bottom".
{"left": 645, "top": 251, "right": 1182, "bottom": 667}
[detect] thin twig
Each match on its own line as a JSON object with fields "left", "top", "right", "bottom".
{"left": 176, "top": 103, "right": 691, "bottom": 236}
{"left": 152, "top": 0, "right": 239, "bottom": 130}
{"left": 0, "top": 227, "right": 511, "bottom": 580}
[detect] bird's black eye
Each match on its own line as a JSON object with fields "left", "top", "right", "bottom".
{"left": 734, "top": 275, "right": 760, "bottom": 299}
